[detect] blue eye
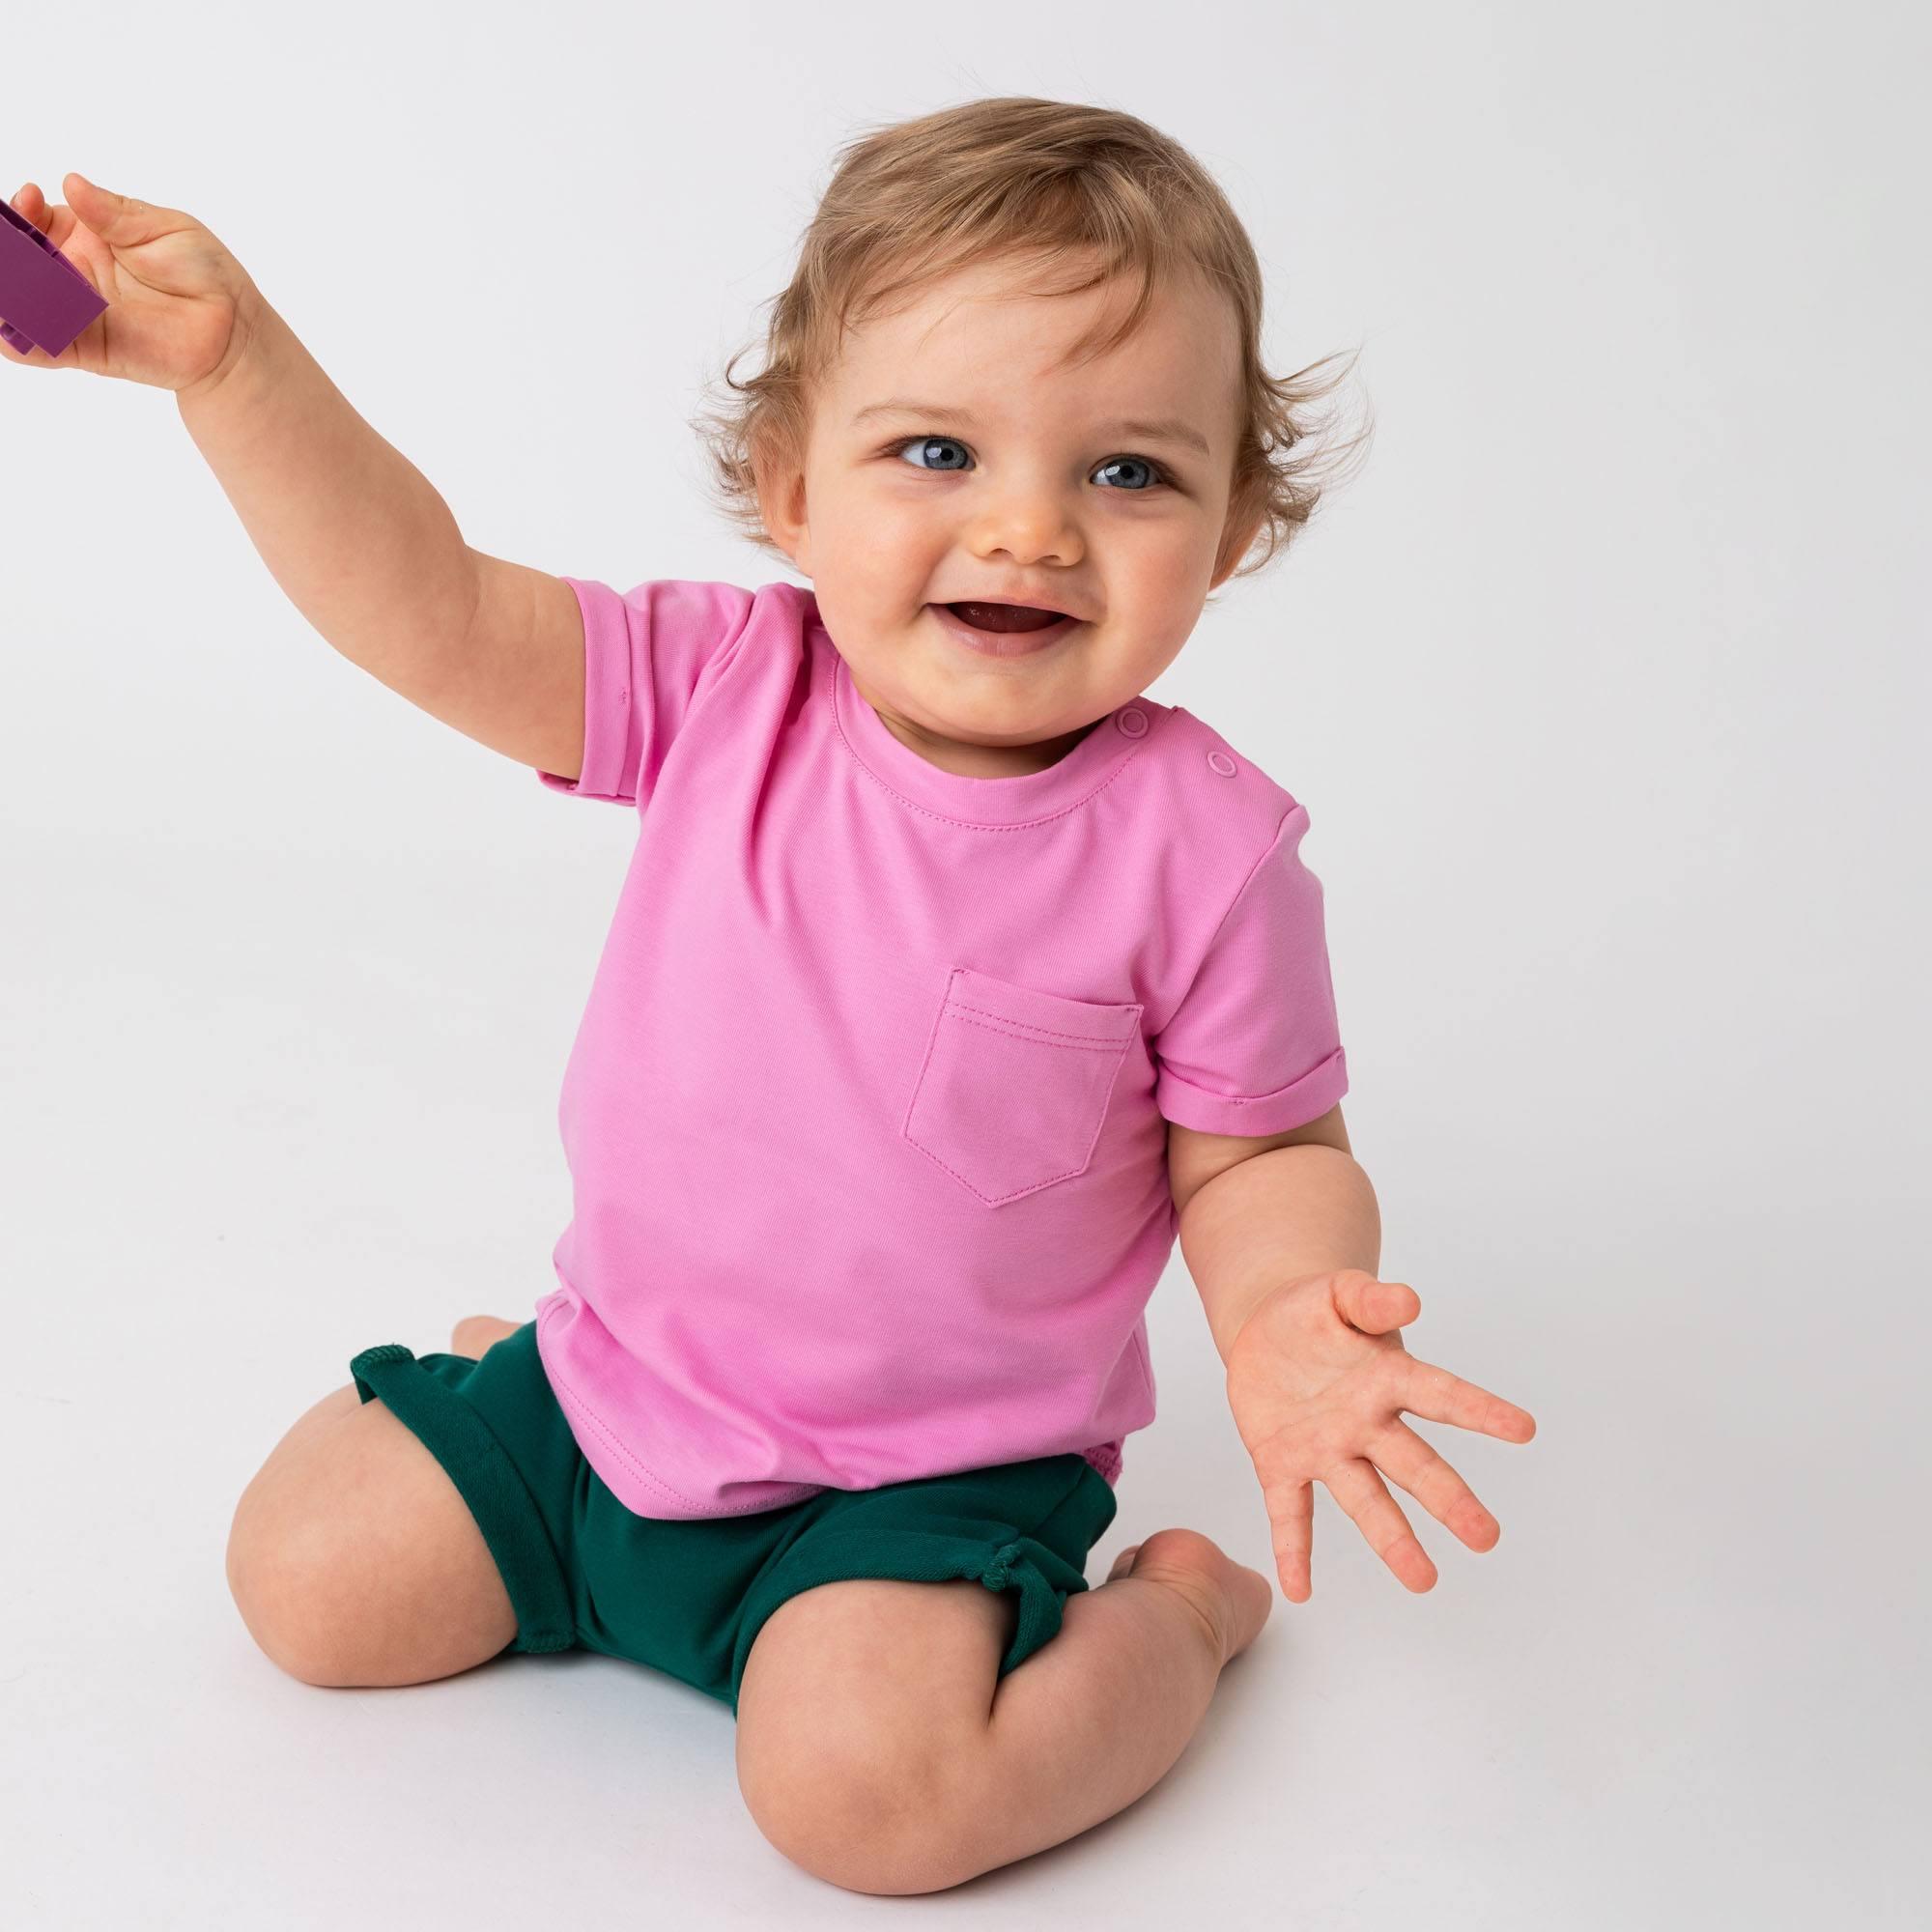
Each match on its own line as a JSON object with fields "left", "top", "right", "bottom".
{"left": 885, "top": 436, "right": 1175, "bottom": 490}
{"left": 893, "top": 435, "right": 972, "bottom": 472}
{"left": 1093, "top": 455, "right": 1164, "bottom": 492}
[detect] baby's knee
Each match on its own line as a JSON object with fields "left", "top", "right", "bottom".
{"left": 226, "top": 1391, "right": 355, "bottom": 1680}
{"left": 223, "top": 1377, "right": 515, "bottom": 1688}
{"left": 225, "top": 1486, "right": 353, "bottom": 1685}
{"left": 736, "top": 1709, "right": 981, "bottom": 1894}
{"left": 739, "top": 1774, "right": 977, "bottom": 1896}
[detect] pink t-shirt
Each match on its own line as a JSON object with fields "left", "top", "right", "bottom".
{"left": 530, "top": 577, "right": 1349, "bottom": 1520}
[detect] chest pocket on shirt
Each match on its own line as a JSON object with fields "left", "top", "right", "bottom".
{"left": 903, "top": 966, "right": 1145, "bottom": 1207}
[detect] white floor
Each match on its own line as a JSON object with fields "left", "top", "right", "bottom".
{"left": 2, "top": 834, "right": 1919, "bottom": 1930}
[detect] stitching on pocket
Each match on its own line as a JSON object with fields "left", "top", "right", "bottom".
{"left": 945, "top": 1002, "right": 1133, "bottom": 1049}
{"left": 902, "top": 967, "right": 1144, "bottom": 1206}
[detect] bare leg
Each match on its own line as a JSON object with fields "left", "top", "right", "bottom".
{"left": 944, "top": 1526, "right": 1274, "bottom": 1882}
{"left": 225, "top": 1328, "right": 526, "bottom": 1687}
{"left": 453, "top": 1313, "right": 1272, "bottom": 1884}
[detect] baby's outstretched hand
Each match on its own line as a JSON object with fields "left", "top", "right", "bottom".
{"left": 1222, "top": 1268, "right": 1536, "bottom": 1602}
{"left": 2, "top": 176, "right": 257, "bottom": 395}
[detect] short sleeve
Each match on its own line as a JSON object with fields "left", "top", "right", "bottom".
{"left": 536, "top": 577, "right": 755, "bottom": 808}
{"left": 1151, "top": 800, "right": 1350, "bottom": 1136}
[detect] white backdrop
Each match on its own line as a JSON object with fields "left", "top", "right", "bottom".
{"left": 2, "top": 2, "right": 1924, "bottom": 1925}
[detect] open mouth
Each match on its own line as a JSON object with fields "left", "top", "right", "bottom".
{"left": 944, "top": 601, "right": 1071, "bottom": 635}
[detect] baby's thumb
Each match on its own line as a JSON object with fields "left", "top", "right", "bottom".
{"left": 1334, "top": 1271, "right": 1420, "bottom": 1336}
{"left": 64, "top": 173, "right": 170, "bottom": 245}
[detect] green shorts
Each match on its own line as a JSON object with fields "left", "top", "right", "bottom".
{"left": 348, "top": 1320, "right": 1119, "bottom": 1716}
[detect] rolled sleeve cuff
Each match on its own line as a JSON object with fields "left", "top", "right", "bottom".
{"left": 536, "top": 578, "right": 637, "bottom": 805}
{"left": 1154, "top": 1045, "right": 1349, "bottom": 1137}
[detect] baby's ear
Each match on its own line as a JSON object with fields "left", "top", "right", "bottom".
{"left": 756, "top": 461, "right": 811, "bottom": 573}
{"left": 1210, "top": 500, "right": 1268, "bottom": 588}
{"left": 1206, "top": 479, "right": 1267, "bottom": 583}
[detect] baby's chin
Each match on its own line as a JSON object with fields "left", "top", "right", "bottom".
{"left": 896, "top": 687, "right": 1109, "bottom": 774}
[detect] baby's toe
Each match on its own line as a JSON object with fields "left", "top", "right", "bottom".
{"left": 449, "top": 1315, "right": 518, "bottom": 1358}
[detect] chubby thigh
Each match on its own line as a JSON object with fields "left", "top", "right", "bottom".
{"left": 733, "top": 1573, "right": 1015, "bottom": 1868}
{"left": 225, "top": 1378, "right": 520, "bottom": 1688}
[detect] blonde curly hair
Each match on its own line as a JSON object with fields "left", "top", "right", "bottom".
{"left": 690, "top": 96, "right": 1372, "bottom": 596}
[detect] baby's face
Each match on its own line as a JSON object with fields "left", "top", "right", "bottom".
{"left": 764, "top": 252, "right": 1255, "bottom": 778}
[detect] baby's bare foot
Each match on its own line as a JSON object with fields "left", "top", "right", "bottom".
{"left": 1105, "top": 1526, "right": 1273, "bottom": 1666}
{"left": 449, "top": 1315, "right": 520, "bottom": 1359}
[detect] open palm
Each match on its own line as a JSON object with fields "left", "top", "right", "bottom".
{"left": 1223, "top": 1267, "right": 1536, "bottom": 1601}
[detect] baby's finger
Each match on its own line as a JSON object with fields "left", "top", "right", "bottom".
{"left": 1265, "top": 1476, "right": 1315, "bottom": 1603}
{"left": 1370, "top": 1418, "right": 1500, "bottom": 1552}
{"left": 9, "top": 184, "right": 76, "bottom": 256}
{"left": 1334, "top": 1271, "right": 1420, "bottom": 1336}
{"left": 1325, "top": 1457, "right": 1437, "bottom": 1592}
{"left": 1388, "top": 1354, "right": 1537, "bottom": 1443}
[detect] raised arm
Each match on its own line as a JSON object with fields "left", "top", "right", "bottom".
{"left": 178, "top": 301, "right": 586, "bottom": 778}
{"left": 6, "top": 177, "right": 589, "bottom": 778}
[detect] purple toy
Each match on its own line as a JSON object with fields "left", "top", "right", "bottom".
{"left": 0, "top": 196, "right": 107, "bottom": 357}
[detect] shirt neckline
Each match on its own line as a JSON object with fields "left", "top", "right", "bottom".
{"left": 814, "top": 612, "right": 1151, "bottom": 828}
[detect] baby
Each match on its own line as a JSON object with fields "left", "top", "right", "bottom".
{"left": 5, "top": 97, "right": 1535, "bottom": 1895}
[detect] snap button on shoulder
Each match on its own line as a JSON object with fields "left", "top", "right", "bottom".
{"left": 1207, "top": 750, "right": 1236, "bottom": 776}
{"left": 1115, "top": 706, "right": 1150, "bottom": 738}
